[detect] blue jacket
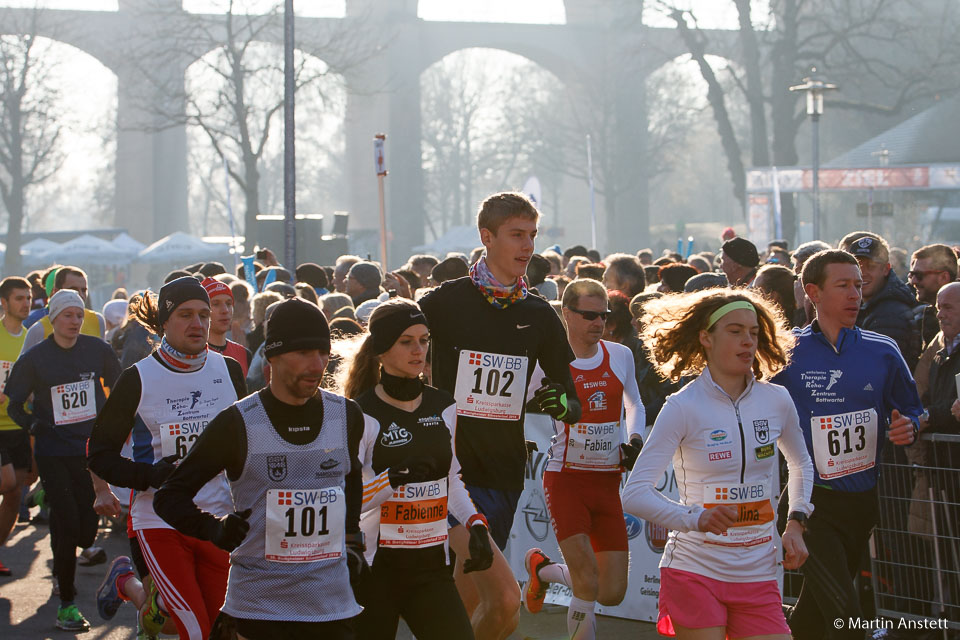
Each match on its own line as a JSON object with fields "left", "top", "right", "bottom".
{"left": 773, "top": 322, "right": 923, "bottom": 492}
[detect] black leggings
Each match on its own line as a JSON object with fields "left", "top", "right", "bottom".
{"left": 789, "top": 485, "right": 879, "bottom": 640}
{"left": 356, "top": 562, "right": 474, "bottom": 640}
{"left": 35, "top": 455, "right": 98, "bottom": 603}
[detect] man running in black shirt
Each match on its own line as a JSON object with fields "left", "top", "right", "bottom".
{"left": 420, "top": 191, "right": 581, "bottom": 640}
{"left": 154, "top": 299, "right": 366, "bottom": 640}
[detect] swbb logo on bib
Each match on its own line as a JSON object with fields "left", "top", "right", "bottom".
{"left": 702, "top": 481, "right": 774, "bottom": 547}
{"left": 265, "top": 488, "right": 344, "bottom": 562}
{"left": 811, "top": 409, "right": 877, "bottom": 479}
{"left": 0, "top": 360, "right": 13, "bottom": 394}
{"left": 564, "top": 421, "right": 621, "bottom": 471}
{"left": 454, "top": 350, "right": 528, "bottom": 421}
{"left": 51, "top": 379, "right": 96, "bottom": 426}
{"left": 160, "top": 421, "right": 208, "bottom": 459}
{"left": 379, "top": 479, "right": 448, "bottom": 548}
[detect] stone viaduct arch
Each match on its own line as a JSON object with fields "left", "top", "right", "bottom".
{"left": 1, "top": 0, "right": 738, "bottom": 259}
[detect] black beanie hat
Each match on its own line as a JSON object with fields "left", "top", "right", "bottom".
{"left": 158, "top": 276, "right": 210, "bottom": 327}
{"left": 264, "top": 298, "right": 331, "bottom": 359}
{"left": 721, "top": 237, "right": 760, "bottom": 268}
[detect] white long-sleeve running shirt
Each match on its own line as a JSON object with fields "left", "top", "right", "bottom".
{"left": 621, "top": 367, "right": 814, "bottom": 583}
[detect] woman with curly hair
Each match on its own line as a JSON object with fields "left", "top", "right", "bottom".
{"left": 621, "top": 288, "right": 814, "bottom": 640}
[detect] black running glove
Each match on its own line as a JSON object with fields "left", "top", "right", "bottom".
{"left": 525, "top": 440, "right": 539, "bottom": 462}
{"left": 345, "top": 533, "right": 371, "bottom": 591}
{"left": 210, "top": 508, "right": 251, "bottom": 552}
{"left": 463, "top": 524, "right": 494, "bottom": 574}
{"left": 387, "top": 455, "right": 436, "bottom": 489}
{"left": 149, "top": 454, "right": 180, "bottom": 489}
{"left": 619, "top": 436, "right": 644, "bottom": 471}
{"left": 531, "top": 378, "right": 571, "bottom": 421}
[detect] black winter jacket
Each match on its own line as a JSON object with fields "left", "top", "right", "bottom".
{"left": 923, "top": 340, "right": 960, "bottom": 434}
{"left": 857, "top": 272, "right": 922, "bottom": 370}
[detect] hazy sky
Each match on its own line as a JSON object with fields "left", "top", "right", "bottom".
{"left": 0, "top": 1, "right": 742, "bottom": 28}
{"left": 0, "top": 0, "right": 741, "bottom": 231}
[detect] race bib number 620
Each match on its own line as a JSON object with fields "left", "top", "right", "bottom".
{"left": 51, "top": 379, "right": 96, "bottom": 426}
{"left": 454, "top": 350, "right": 528, "bottom": 421}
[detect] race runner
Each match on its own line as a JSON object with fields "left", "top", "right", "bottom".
{"left": 419, "top": 191, "right": 581, "bottom": 640}
{"left": 0, "top": 277, "right": 34, "bottom": 577}
{"left": 203, "top": 277, "right": 252, "bottom": 376}
{"left": 522, "top": 278, "right": 645, "bottom": 640}
{"left": 22, "top": 266, "right": 106, "bottom": 351}
{"left": 622, "top": 288, "right": 814, "bottom": 640}
{"left": 154, "top": 298, "right": 366, "bottom": 640}
{"left": 773, "top": 250, "right": 923, "bottom": 639}
{"left": 5, "top": 289, "right": 122, "bottom": 631}
{"left": 342, "top": 298, "right": 493, "bottom": 639}
{"left": 87, "top": 276, "right": 246, "bottom": 639}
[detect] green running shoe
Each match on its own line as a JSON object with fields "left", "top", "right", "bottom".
{"left": 56, "top": 604, "right": 90, "bottom": 632}
{"left": 139, "top": 574, "right": 169, "bottom": 637}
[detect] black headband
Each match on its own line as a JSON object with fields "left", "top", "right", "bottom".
{"left": 369, "top": 308, "right": 429, "bottom": 354}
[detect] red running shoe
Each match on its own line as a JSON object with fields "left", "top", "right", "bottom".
{"left": 523, "top": 547, "right": 552, "bottom": 614}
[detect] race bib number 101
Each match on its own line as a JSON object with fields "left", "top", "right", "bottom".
{"left": 265, "top": 488, "right": 345, "bottom": 563}
{"left": 454, "top": 350, "right": 528, "bottom": 421}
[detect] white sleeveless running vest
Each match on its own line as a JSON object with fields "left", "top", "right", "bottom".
{"left": 222, "top": 390, "right": 361, "bottom": 622}
{"left": 131, "top": 352, "right": 237, "bottom": 531}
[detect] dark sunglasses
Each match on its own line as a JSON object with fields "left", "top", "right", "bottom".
{"left": 566, "top": 307, "right": 610, "bottom": 321}
{"left": 907, "top": 269, "right": 947, "bottom": 280}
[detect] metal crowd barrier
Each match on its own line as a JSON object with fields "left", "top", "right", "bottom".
{"left": 872, "top": 432, "right": 959, "bottom": 632}
{"left": 782, "top": 432, "right": 959, "bottom": 635}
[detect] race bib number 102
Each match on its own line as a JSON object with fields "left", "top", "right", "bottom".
{"left": 454, "top": 350, "right": 528, "bottom": 421}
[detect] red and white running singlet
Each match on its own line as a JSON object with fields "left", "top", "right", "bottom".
{"left": 554, "top": 341, "right": 624, "bottom": 472}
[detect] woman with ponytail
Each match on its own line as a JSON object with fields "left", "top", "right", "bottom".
{"left": 343, "top": 298, "right": 493, "bottom": 639}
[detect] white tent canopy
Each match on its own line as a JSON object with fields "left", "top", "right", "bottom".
{"left": 412, "top": 225, "right": 482, "bottom": 256}
{"left": 138, "top": 232, "right": 231, "bottom": 265}
{"left": 37, "top": 234, "right": 132, "bottom": 266}
{"left": 111, "top": 232, "right": 146, "bottom": 255}
{"left": 21, "top": 238, "right": 63, "bottom": 268}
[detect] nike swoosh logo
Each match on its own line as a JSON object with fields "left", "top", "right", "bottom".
{"left": 517, "top": 324, "right": 531, "bottom": 329}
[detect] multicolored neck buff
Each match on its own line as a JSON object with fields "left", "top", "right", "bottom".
{"left": 469, "top": 256, "right": 528, "bottom": 310}
{"left": 157, "top": 336, "right": 207, "bottom": 373}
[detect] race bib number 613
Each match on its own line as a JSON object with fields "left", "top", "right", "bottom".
{"left": 454, "top": 350, "right": 528, "bottom": 421}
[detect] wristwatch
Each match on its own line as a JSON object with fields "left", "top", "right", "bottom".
{"left": 787, "top": 511, "right": 809, "bottom": 531}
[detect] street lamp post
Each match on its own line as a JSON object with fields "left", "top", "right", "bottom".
{"left": 789, "top": 68, "right": 837, "bottom": 240}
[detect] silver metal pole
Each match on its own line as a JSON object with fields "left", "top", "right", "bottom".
{"left": 811, "top": 112, "right": 820, "bottom": 240}
{"left": 283, "top": 0, "right": 296, "bottom": 268}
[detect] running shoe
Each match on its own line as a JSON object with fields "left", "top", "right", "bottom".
{"left": 78, "top": 546, "right": 107, "bottom": 567}
{"left": 26, "top": 484, "right": 44, "bottom": 509}
{"left": 0, "top": 559, "right": 11, "bottom": 576}
{"left": 56, "top": 604, "right": 91, "bottom": 632}
{"left": 139, "top": 574, "right": 170, "bottom": 637}
{"left": 523, "top": 547, "right": 552, "bottom": 614}
{"left": 96, "top": 555, "right": 134, "bottom": 620}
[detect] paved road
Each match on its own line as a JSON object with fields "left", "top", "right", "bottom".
{"left": 1, "top": 517, "right": 660, "bottom": 639}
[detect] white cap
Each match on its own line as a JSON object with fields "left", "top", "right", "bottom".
{"left": 49, "top": 290, "right": 85, "bottom": 322}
